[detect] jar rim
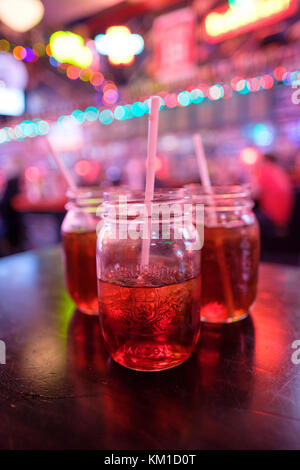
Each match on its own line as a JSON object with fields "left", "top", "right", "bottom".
{"left": 66, "top": 186, "right": 104, "bottom": 201}
{"left": 184, "top": 183, "right": 251, "bottom": 200}
{"left": 184, "top": 183, "right": 253, "bottom": 212}
{"left": 102, "top": 188, "right": 193, "bottom": 221}
{"left": 103, "top": 188, "right": 189, "bottom": 206}
{"left": 65, "top": 186, "right": 107, "bottom": 213}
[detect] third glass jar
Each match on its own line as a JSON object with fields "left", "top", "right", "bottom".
{"left": 186, "top": 184, "right": 260, "bottom": 324}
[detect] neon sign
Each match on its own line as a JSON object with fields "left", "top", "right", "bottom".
{"left": 95, "top": 26, "right": 144, "bottom": 65}
{"left": 153, "top": 8, "right": 196, "bottom": 83}
{"left": 49, "top": 31, "right": 93, "bottom": 69}
{"left": 204, "top": 0, "right": 298, "bottom": 43}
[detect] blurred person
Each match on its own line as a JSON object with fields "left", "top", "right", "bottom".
{"left": 0, "top": 158, "right": 24, "bottom": 254}
{"left": 291, "top": 151, "right": 300, "bottom": 188}
{"left": 251, "top": 153, "right": 294, "bottom": 235}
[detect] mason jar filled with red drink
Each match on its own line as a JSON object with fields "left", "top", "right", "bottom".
{"left": 97, "top": 189, "right": 202, "bottom": 371}
{"left": 61, "top": 188, "right": 103, "bottom": 315}
{"left": 186, "top": 184, "right": 260, "bottom": 324}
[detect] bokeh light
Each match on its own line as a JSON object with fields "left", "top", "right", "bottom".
{"left": 261, "top": 74, "right": 274, "bottom": 90}
{"left": 191, "top": 89, "right": 204, "bottom": 103}
{"left": 249, "top": 77, "right": 260, "bottom": 92}
{"left": 103, "top": 88, "right": 119, "bottom": 106}
{"left": 131, "top": 101, "right": 146, "bottom": 117}
{"left": 235, "top": 79, "right": 250, "bottom": 94}
{"left": 178, "top": 91, "right": 191, "bottom": 107}
{"left": 228, "top": 0, "right": 244, "bottom": 8}
{"left": 273, "top": 66, "right": 286, "bottom": 81}
{"left": 0, "top": 0, "right": 44, "bottom": 33}
{"left": 99, "top": 109, "right": 114, "bottom": 125}
{"left": 165, "top": 93, "right": 177, "bottom": 108}
{"left": 0, "top": 39, "right": 10, "bottom": 52}
{"left": 33, "top": 42, "right": 45, "bottom": 56}
{"left": 24, "top": 47, "right": 35, "bottom": 62}
{"left": 74, "top": 160, "right": 91, "bottom": 176}
{"left": 71, "top": 110, "right": 85, "bottom": 124}
{"left": 25, "top": 166, "right": 40, "bottom": 182}
{"left": 50, "top": 31, "right": 93, "bottom": 68}
{"left": 49, "top": 56, "right": 59, "bottom": 67}
{"left": 114, "top": 105, "right": 126, "bottom": 120}
{"left": 0, "top": 129, "right": 8, "bottom": 143}
{"left": 240, "top": 147, "right": 260, "bottom": 165}
{"left": 90, "top": 72, "right": 104, "bottom": 86}
{"left": 253, "top": 123, "right": 275, "bottom": 146}
{"left": 13, "top": 46, "right": 27, "bottom": 60}
{"left": 79, "top": 68, "right": 92, "bottom": 81}
{"left": 209, "top": 84, "right": 224, "bottom": 100}
{"left": 84, "top": 106, "right": 98, "bottom": 122}
{"left": 95, "top": 26, "right": 144, "bottom": 66}
{"left": 106, "top": 165, "right": 121, "bottom": 181}
{"left": 67, "top": 65, "right": 80, "bottom": 80}
{"left": 36, "top": 120, "right": 50, "bottom": 135}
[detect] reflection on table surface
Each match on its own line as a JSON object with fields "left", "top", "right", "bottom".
{"left": 0, "top": 247, "right": 300, "bottom": 449}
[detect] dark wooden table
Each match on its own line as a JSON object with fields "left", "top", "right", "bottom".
{"left": 0, "top": 247, "right": 300, "bottom": 450}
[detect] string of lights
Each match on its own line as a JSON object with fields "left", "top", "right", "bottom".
{"left": 0, "top": 67, "right": 298, "bottom": 145}
{"left": 0, "top": 37, "right": 119, "bottom": 98}
{"left": 0, "top": 38, "right": 45, "bottom": 62}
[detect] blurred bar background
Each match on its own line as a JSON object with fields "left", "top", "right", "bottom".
{"left": 0, "top": 0, "right": 299, "bottom": 263}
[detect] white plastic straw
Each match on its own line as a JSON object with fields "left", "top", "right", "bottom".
{"left": 193, "top": 134, "right": 216, "bottom": 225}
{"left": 193, "top": 133, "right": 234, "bottom": 316}
{"left": 193, "top": 134, "right": 213, "bottom": 193}
{"left": 141, "top": 96, "right": 161, "bottom": 267}
{"left": 45, "top": 136, "right": 77, "bottom": 193}
{"left": 145, "top": 96, "right": 161, "bottom": 204}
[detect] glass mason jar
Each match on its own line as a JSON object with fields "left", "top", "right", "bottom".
{"left": 96, "top": 189, "right": 201, "bottom": 372}
{"left": 186, "top": 184, "right": 260, "bottom": 324}
{"left": 61, "top": 187, "right": 103, "bottom": 315}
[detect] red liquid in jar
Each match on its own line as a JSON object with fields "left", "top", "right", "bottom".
{"left": 62, "top": 230, "right": 98, "bottom": 315}
{"left": 98, "top": 276, "right": 201, "bottom": 371}
{"left": 201, "top": 222, "right": 260, "bottom": 323}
